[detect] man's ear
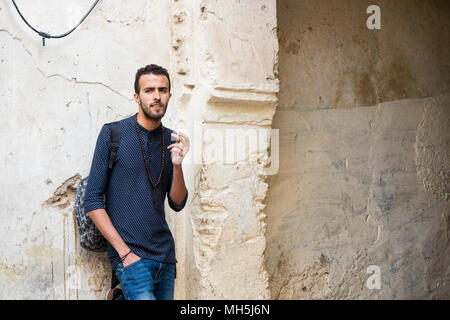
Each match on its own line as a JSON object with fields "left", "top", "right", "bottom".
{"left": 134, "top": 92, "right": 140, "bottom": 104}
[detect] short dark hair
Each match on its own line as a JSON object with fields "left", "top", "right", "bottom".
{"left": 134, "top": 64, "right": 171, "bottom": 94}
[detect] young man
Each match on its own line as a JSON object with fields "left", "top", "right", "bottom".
{"left": 84, "top": 64, "right": 189, "bottom": 300}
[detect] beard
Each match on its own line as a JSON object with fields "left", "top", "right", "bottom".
{"left": 140, "top": 100, "right": 167, "bottom": 121}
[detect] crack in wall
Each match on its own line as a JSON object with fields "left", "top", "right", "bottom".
{"left": 43, "top": 72, "right": 133, "bottom": 102}
{"left": 0, "top": 28, "right": 133, "bottom": 102}
{"left": 0, "top": 29, "right": 33, "bottom": 57}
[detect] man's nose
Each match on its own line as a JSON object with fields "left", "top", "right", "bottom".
{"left": 154, "top": 89, "right": 161, "bottom": 100}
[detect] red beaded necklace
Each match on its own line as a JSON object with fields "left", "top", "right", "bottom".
{"left": 134, "top": 113, "right": 165, "bottom": 209}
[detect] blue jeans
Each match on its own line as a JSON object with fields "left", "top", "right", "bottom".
{"left": 114, "top": 258, "right": 175, "bottom": 300}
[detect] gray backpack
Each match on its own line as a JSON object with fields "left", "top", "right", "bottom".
{"left": 75, "top": 121, "right": 121, "bottom": 252}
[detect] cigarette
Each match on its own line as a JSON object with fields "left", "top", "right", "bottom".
{"left": 171, "top": 131, "right": 178, "bottom": 142}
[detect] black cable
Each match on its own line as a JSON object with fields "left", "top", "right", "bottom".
{"left": 11, "top": 0, "right": 100, "bottom": 46}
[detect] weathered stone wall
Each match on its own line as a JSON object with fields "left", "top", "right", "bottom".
{"left": 178, "top": 0, "right": 278, "bottom": 299}
{"left": 265, "top": 0, "right": 450, "bottom": 299}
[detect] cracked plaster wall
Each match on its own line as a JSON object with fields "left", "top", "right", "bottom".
{"left": 0, "top": 0, "right": 176, "bottom": 299}
{"left": 265, "top": 0, "right": 450, "bottom": 299}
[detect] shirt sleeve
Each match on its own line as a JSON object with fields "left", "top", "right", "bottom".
{"left": 166, "top": 164, "right": 188, "bottom": 212}
{"left": 84, "top": 124, "right": 111, "bottom": 213}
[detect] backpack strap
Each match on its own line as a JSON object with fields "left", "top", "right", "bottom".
{"left": 105, "top": 121, "right": 121, "bottom": 290}
{"left": 106, "top": 121, "right": 121, "bottom": 171}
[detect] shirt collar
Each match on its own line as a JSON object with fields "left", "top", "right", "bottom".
{"left": 148, "top": 122, "right": 163, "bottom": 134}
{"left": 135, "top": 116, "right": 163, "bottom": 135}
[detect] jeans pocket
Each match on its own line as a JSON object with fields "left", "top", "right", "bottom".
{"left": 122, "top": 258, "right": 143, "bottom": 272}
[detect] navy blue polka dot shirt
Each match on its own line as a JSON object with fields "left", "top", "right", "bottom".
{"left": 84, "top": 114, "right": 188, "bottom": 272}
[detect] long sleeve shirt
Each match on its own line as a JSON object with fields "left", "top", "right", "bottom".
{"left": 84, "top": 114, "right": 188, "bottom": 272}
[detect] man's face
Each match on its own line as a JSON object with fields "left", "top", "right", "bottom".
{"left": 134, "top": 73, "right": 171, "bottom": 121}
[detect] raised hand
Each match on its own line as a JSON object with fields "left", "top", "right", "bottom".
{"left": 167, "top": 132, "right": 190, "bottom": 165}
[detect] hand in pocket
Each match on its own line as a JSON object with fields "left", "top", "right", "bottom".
{"left": 122, "top": 252, "right": 142, "bottom": 268}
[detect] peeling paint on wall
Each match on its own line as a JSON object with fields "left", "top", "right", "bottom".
{"left": 43, "top": 174, "right": 81, "bottom": 209}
